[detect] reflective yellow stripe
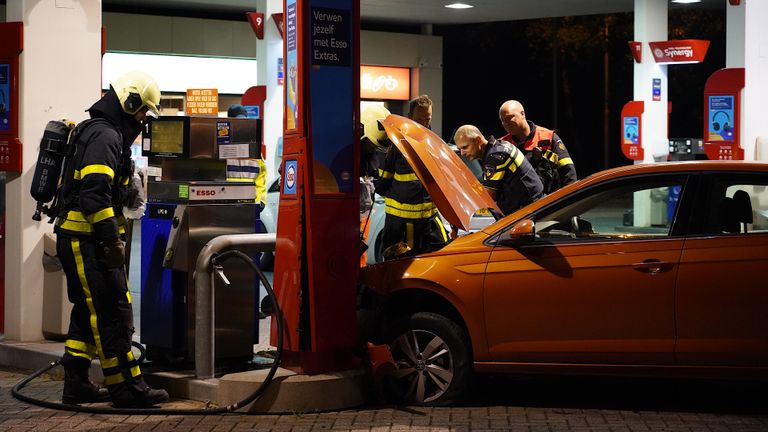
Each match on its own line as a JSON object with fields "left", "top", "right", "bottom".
{"left": 57, "top": 209, "right": 125, "bottom": 234}
{"left": 102, "top": 356, "right": 120, "bottom": 369}
{"left": 494, "top": 157, "right": 512, "bottom": 171}
{"left": 393, "top": 172, "right": 419, "bottom": 182}
{"left": 75, "top": 164, "right": 115, "bottom": 180}
{"left": 488, "top": 171, "right": 505, "bottom": 181}
{"left": 104, "top": 372, "right": 125, "bottom": 386}
{"left": 65, "top": 339, "right": 98, "bottom": 356}
{"left": 558, "top": 157, "right": 574, "bottom": 167}
{"left": 87, "top": 207, "right": 115, "bottom": 224}
{"left": 67, "top": 350, "right": 93, "bottom": 361}
{"left": 129, "top": 365, "right": 141, "bottom": 378}
{"left": 72, "top": 239, "right": 105, "bottom": 361}
{"left": 226, "top": 177, "right": 254, "bottom": 182}
{"left": 378, "top": 169, "right": 394, "bottom": 179}
{"left": 384, "top": 197, "right": 438, "bottom": 219}
{"left": 508, "top": 148, "right": 525, "bottom": 174}
{"left": 406, "top": 223, "right": 414, "bottom": 248}
{"left": 121, "top": 176, "right": 130, "bottom": 186}
{"left": 435, "top": 217, "right": 448, "bottom": 242}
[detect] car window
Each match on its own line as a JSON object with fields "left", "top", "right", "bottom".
{"left": 529, "top": 175, "right": 688, "bottom": 242}
{"left": 694, "top": 174, "right": 768, "bottom": 235}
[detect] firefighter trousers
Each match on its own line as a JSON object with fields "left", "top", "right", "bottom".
{"left": 381, "top": 214, "right": 448, "bottom": 257}
{"left": 56, "top": 234, "right": 143, "bottom": 388}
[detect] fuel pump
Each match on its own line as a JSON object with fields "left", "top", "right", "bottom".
{"left": 272, "top": 0, "right": 362, "bottom": 374}
{"left": 140, "top": 115, "right": 263, "bottom": 365}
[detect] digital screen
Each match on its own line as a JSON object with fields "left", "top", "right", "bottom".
{"left": 151, "top": 120, "right": 184, "bottom": 154}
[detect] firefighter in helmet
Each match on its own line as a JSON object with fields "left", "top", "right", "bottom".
{"left": 55, "top": 71, "right": 169, "bottom": 407}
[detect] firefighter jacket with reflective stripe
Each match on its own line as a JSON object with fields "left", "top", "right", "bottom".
{"left": 375, "top": 146, "right": 438, "bottom": 220}
{"left": 55, "top": 89, "right": 142, "bottom": 240}
{"left": 502, "top": 121, "right": 577, "bottom": 193}
{"left": 481, "top": 137, "right": 544, "bottom": 215}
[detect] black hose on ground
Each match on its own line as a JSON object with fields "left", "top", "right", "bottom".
{"left": 11, "top": 249, "right": 284, "bottom": 415}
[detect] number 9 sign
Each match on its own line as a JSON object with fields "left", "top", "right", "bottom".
{"left": 247, "top": 12, "right": 265, "bottom": 39}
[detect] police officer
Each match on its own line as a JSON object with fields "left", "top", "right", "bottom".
{"left": 454, "top": 125, "right": 544, "bottom": 215}
{"left": 499, "top": 100, "right": 576, "bottom": 194}
{"left": 55, "top": 71, "right": 169, "bottom": 407}
{"left": 373, "top": 96, "right": 448, "bottom": 258}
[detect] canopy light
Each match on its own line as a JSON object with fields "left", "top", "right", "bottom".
{"left": 671, "top": 0, "right": 702, "bottom": 4}
{"left": 445, "top": 3, "right": 474, "bottom": 9}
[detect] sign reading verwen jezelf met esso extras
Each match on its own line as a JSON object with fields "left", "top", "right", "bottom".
{"left": 310, "top": 7, "right": 350, "bottom": 67}
{"left": 186, "top": 88, "right": 219, "bottom": 115}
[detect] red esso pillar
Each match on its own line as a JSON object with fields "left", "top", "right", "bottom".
{"left": 272, "top": 0, "right": 361, "bottom": 374}
{"left": 703, "top": 68, "right": 745, "bottom": 160}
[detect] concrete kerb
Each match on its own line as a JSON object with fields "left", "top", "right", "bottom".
{"left": 0, "top": 339, "right": 369, "bottom": 413}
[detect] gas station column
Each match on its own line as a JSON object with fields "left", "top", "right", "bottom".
{"left": 256, "top": 0, "right": 285, "bottom": 179}
{"left": 4, "top": 1, "right": 103, "bottom": 340}
{"left": 633, "top": 0, "right": 668, "bottom": 164}
{"left": 727, "top": 0, "right": 768, "bottom": 161}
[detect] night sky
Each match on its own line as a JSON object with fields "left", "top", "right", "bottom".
{"left": 429, "top": 6, "right": 726, "bottom": 178}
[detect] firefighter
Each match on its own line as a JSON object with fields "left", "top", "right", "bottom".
{"left": 374, "top": 96, "right": 448, "bottom": 258}
{"left": 55, "top": 71, "right": 169, "bottom": 407}
{"left": 499, "top": 100, "right": 577, "bottom": 194}
{"left": 454, "top": 124, "right": 544, "bottom": 215}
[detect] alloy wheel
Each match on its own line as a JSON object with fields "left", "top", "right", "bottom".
{"left": 389, "top": 329, "right": 454, "bottom": 404}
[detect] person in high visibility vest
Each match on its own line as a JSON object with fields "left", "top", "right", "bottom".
{"left": 499, "top": 100, "right": 577, "bottom": 194}
{"left": 375, "top": 95, "right": 448, "bottom": 258}
{"left": 454, "top": 124, "right": 544, "bottom": 215}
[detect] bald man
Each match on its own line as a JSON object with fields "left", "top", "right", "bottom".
{"left": 499, "top": 100, "right": 577, "bottom": 194}
{"left": 454, "top": 125, "right": 543, "bottom": 215}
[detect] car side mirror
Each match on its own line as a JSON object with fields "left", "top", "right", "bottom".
{"left": 506, "top": 219, "right": 535, "bottom": 244}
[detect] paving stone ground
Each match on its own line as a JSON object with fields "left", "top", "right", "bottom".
{"left": 2, "top": 366, "right": 767, "bottom": 432}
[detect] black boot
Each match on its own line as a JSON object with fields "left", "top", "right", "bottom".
{"left": 109, "top": 377, "right": 169, "bottom": 408}
{"left": 61, "top": 355, "right": 111, "bottom": 405}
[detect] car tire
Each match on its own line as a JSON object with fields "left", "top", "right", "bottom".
{"left": 384, "top": 311, "right": 472, "bottom": 406}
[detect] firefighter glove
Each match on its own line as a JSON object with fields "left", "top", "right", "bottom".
{"left": 100, "top": 238, "right": 125, "bottom": 269}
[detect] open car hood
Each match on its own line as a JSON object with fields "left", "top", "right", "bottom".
{"left": 380, "top": 114, "right": 500, "bottom": 231}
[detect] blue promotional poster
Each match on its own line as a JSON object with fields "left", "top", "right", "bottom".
{"left": 243, "top": 105, "right": 260, "bottom": 119}
{"left": 309, "top": 0, "right": 354, "bottom": 194}
{"left": 0, "top": 64, "right": 10, "bottom": 132}
{"left": 623, "top": 116, "right": 639, "bottom": 145}
{"left": 285, "top": 0, "right": 299, "bottom": 130}
{"left": 708, "top": 95, "right": 734, "bottom": 142}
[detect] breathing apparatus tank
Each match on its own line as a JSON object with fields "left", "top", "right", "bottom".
{"left": 30, "top": 120, "right": 76, "bottom": 222}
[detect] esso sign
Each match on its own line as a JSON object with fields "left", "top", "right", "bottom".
{"left": 286, "top": 164, "right": 296, "bottom": 189}
{"left": 195, "top": 189, "right": 216, "bottom": 197}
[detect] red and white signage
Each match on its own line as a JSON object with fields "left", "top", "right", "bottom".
{"left": 648, "top": 39, "right": 710, "bottom": 64}
{"left": 628, "top": 41, "right": 642, "bottom": 63}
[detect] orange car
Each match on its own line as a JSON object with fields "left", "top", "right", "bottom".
{"left": 360, "top": 115, "right": 768, "bottom": 406}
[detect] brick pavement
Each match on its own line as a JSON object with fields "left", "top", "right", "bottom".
{"left": 2, "top": 366, "right": 768, "bottom": 432}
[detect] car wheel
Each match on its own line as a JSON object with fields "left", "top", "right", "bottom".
{"left": 385, "top": 312, "right": 472, "bottom": 406}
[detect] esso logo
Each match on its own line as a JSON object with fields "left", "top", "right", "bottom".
{"left": 195, "top": 189, "right": 216, "bottom": 197}
{"left": 286, "top": 165, "right": 296, "bottom": 189}
{"left": 653, "top": 48, "right": 664, "bottom": 59}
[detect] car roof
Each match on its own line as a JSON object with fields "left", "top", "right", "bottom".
{"left": 478, "top": 159, "right": 768, "bottom": 233}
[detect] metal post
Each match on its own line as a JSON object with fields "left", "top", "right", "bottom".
{"left": 194, "top": 233, "right": 277, "bottom": 379}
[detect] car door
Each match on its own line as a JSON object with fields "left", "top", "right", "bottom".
{"left": 676, "top": 172, "right": 768, "bottom": 366}
{"left": 483, "top": 174, "right": 691, "bottom": 365}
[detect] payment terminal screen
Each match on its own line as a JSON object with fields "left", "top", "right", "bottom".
{"left": 151, "top": 120, "right": 184, "bottom": 154}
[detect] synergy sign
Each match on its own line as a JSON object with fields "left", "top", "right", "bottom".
{"left": 360, "top": 65, "right": 410, "bottom": 100}
{"left": 649, "top": 39, "right": 709, "bottom": 64}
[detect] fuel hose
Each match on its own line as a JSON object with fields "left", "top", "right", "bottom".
{"left": 11, "top": 249, "right": 283, "bottom": 415}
